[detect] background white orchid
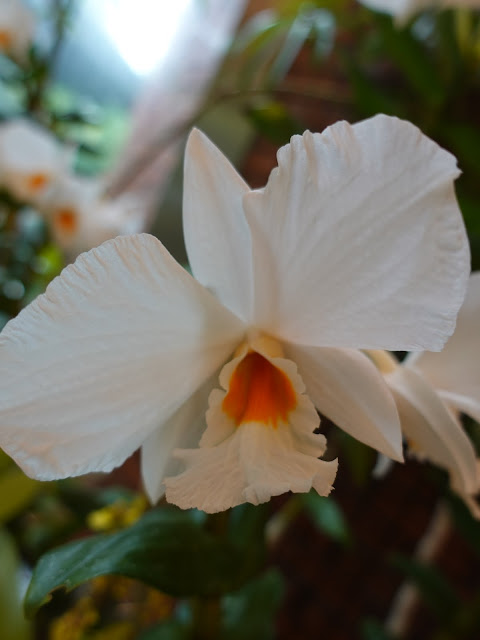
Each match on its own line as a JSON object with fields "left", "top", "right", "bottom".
{"left": 0, "top": 115, "right": 470, "bottom": 513}
{"left": 0, "top": 119, "right": 72, "bottom": 206}
{"left": 370, "top": 273, "right": 480, "bottom": 516}
{"left": 0, "top": 0, "right": 35, "bottom": 62}
{"left": 359, "top": 0, "right": 480, "bottom": 24}
{"left": 42, "top": 174, "right": 148, "bottom": 259}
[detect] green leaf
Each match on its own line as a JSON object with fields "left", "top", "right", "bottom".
{"left": 361, "top": 618, "right": 396, "bottom": 640}
{"left": 446, "top": 492, "right": 480, "bottom": 558}
{"left": 139, "top": 620, "right": 190, "bottom": 640}
{"left": 0, "top": 465, "right": 40, "bottom": 524}
{"left": 343, "top": 57, "right": 406, "bottom": 118}
{"left": 25, "top": 506, "right": 266, "bottom": 616}
{"left": 337, "top": 431, "right": 377, "bottom": 486}
{"left": 221, "top": 570, "right": 285, "bottom": 640}
{"left": 301, "top": 492, "right": 352, "bottom": 546}
{"left": 373, "top": 14, "right": 446, "bottom": 106}
{"left": 0, "top": 529, "right": 31, "bottom": 640}
{"left": 247, "top": 101, "right": 302, "bottom": 144}
{"left": 391, "top": 554, "right": 459, "bottom": 623}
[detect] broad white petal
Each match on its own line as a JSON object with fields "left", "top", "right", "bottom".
{"left": 244, "top": 115, "right": 468, "bottom": 350}
{"left": 387, "top": 367, "right": 479, "bottom": 496}
{"left": 286, "top": 344, "right": 403, "bottom": 461}
{"left": 140, "top": 373, "right": 216, "bottom": 504}
{"left": 164, "top": 350, "right": 337, "bottom": 512}
{"left": 407, "top": 272, "right": 480, "bottom": 406}
{"left": 0, "top": 234, "right": 244, "bottom": 480}
{"left": 183, "top": 129, "right": 253, "bottom": 321}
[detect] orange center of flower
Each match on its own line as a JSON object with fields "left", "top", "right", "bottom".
{"left": 0, "top": 31, "right": 11, "bottom": 50}
{"left": 27, "top": 173, "right": 49, "bottom": 192}
{"left": 222, "top": 351, "right": 297, "bottom": 428}
{"left": 54, "top": 207, "right": 78, "bottom": 235}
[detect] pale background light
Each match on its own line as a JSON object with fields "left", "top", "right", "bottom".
{"left": 98, "top": 0, "right": 192, "bottom": 76}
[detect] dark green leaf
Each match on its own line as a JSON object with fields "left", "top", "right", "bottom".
{"left": 343, "top": 57, "right": 406, "bottom": 118}
{"left": 301, "top": 492, "right": 352, "bottom": 546}
{"left": 25, "top": 506, "right": 265, "bottom": 616}
{"left": 374, "top": 14, "right": 445, "bottom": 106}
{"left": 247, "top": 101, "right": 302, "bottom": 144}
{"left": 0, "top": 530, "right": 31, "bottom": 640}
{"left": 391, "top": 554, "right": 459, "bottom": 623}
{"left": 361, "top": 618, "right": 396, "bottom": 640}
{"left": 221, "top": 570, "right": 285, "bottom": 640}
{"left": 139, "top": 620, "right": 190, "bottom": 640}
{"left": 446, "top": 492, "right": 480, "bottom": 558}
{"left": 337, "top": 431, "right": 377, "bottom": 486}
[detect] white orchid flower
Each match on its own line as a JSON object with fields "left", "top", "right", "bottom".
{"left": 0, "top": 0, "right": 35, "bottom": 62}
{"left": 359, "top": 0, "right": 480, "bottom": 24}
{"left": 42, "top": 175, "right": 148, "bottom": 259}
{"left": 369, "top": 273, "right": 480, "bottom": 515}
{"left": 0, "top": 119, "right": 71, "bottom": 206}
{"left": 0, "top": 115, "right": 470, "bottom": 514}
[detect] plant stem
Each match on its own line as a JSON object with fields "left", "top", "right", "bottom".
{"left": 190, "top": 511, "right": 230, "bottom": 640}
{"left": 385, "top": 501, "right": 451, "bottom": 637}
{"left": 191, "top": 595, "right": 222, "bottom": 640}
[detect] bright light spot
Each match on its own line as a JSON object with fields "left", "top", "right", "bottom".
{"left": 100, "top": 0, "right": 191, "bottom": 76}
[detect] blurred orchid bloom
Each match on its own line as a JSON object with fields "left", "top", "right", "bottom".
{"left": 359, "top": 0, "right": 480, "bottom": 24}
{"left": 0, "top": 115, "right": 470, "bottom": 513}
{"left": 0, "top": 119, "right": 71, "bottom": 205}
{"left": 43, "top": 175, "right": 148, "bottom": 258}
{"left": 0, "top": 0, "right": 35, "bottom": 61}
{"left": 369, "top": 273, "right": 480, "bottom": 516}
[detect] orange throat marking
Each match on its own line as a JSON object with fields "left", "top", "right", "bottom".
{"left": 0, "top": 31, "right": 12, "bottom": 50}
{"left": 27, "top": 172, "right": 49, "bottom": 192}
{"left": 55, "top": 207, "right": 78, "bottom": 235}
{"left": 222, "top": 351, "right": 297, "bottom": 428}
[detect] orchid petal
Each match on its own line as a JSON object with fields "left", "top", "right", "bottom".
{"left": 164, "top": 350, "right": 337, "bottom": 512}
{"left": 183, "top": 129, "right": 253, "bottom": 321}
{"left": 0, "top": 234, "right": 244, "bottom": 480}
{"left": 386, "top": 366, "right": 479, "bottom": 496}
{"left": 165, "top": 423, "right": 338, "bottom": 513}
{"left": 407, "top": 272, "right": 480, "bottom": 407}
{"left": 286, "top": 344, "right": 403, "bottom": 461}
{"left": 140, "top": 373, "right": 216, "bottom": 504}
{"left": 244, "top": 115, "right": 468, "bottom": 350}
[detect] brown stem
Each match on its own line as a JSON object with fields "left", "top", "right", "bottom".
{"left": 385, "top": 501, "right": 451, "bottom": 637}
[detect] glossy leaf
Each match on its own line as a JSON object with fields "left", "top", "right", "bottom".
{"left": 301, "top": 492, "right": 352, "bottom": 546}
{"left": 25, "top": 506, "right": 265, "bottom": 615}
{"left": 221, "top": 570, "right": 285, "bottom": 640}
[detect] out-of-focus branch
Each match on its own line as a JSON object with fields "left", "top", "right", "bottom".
{"left": 385, "top": 501, "right": 451, "bottom": 637}
{"left": 106, "top": 80, "right": 352, "bottom": 198}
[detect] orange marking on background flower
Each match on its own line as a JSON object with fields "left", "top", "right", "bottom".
{"left": 0, "top": 31, "right": 12, "bottom": 50}
{"left": 55, "top": 207, "right": 77, "bottom": 235}
{"left": 222, "top": 351, "right": 297, "bottom": 428}
{"left": 27, "top": 173, "right": 49, "bottom": 191}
